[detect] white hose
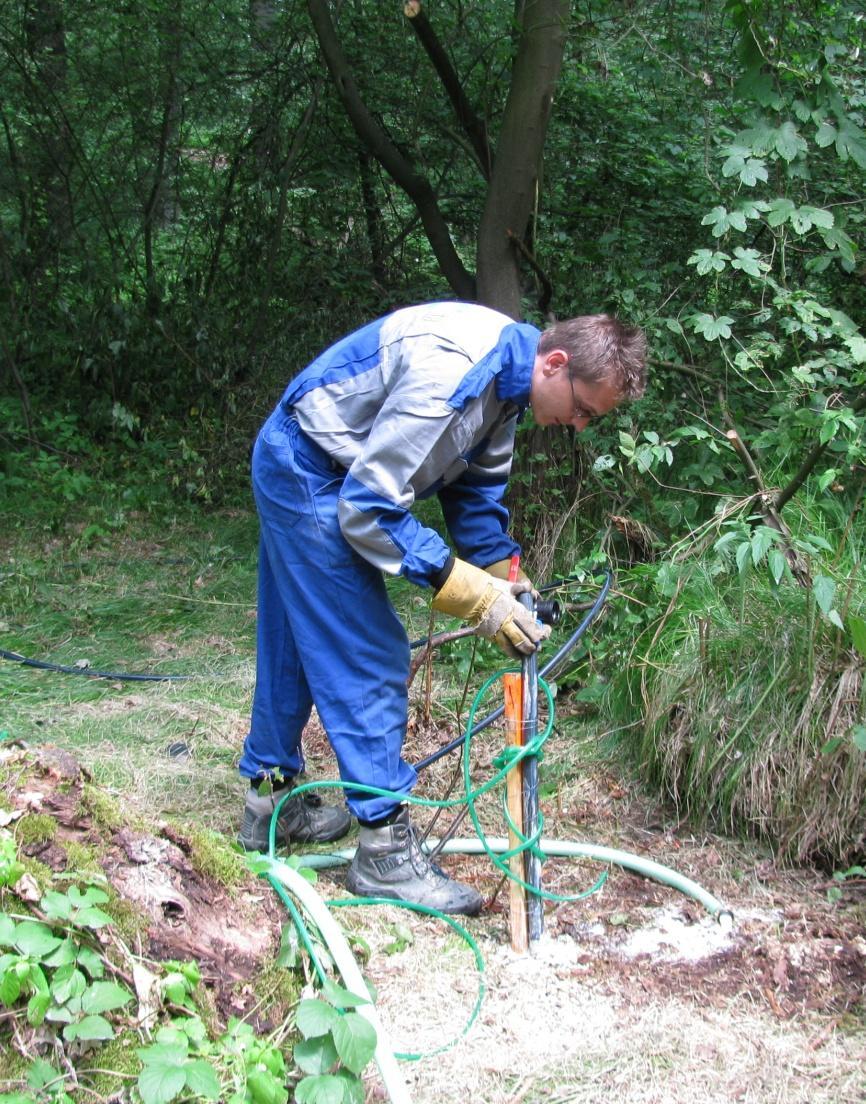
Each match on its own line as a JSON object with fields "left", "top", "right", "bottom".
{"left": 264, "top": 858, "right": 413, "bottom": 1104}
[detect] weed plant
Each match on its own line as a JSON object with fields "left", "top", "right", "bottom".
{"left": 604, "top": 499, "right": 866, "bottom": 869}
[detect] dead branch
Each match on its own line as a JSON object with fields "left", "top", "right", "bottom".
{"left": 408, "top": 626, "right": 475, "bottom": 686}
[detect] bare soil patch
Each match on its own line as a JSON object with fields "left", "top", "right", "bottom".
{"left": 5, "top": 735, "right": 864, "bottom": 1103}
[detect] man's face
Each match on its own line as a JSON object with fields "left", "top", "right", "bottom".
{"left": 529, "top": 349, "right": 622, "bottom": 431}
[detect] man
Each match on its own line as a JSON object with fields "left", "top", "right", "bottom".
{"left": 238, "top": 301, "right": 646, "bottom": 915}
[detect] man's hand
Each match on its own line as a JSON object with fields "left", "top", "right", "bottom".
{"left": 432, "top": 559, "right": 550, "bottom": 658}
{"left": 483, "top": 557, "right": 536, "bottom": 595}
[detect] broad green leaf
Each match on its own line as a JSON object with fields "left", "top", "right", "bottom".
{"left": 835, "top": 119, "right": 866, "bottom": 168}
{"left": 294, "top": 1034, "right": 339, "bottom": 1075}
{"left": 819, "top": 226, "right": 856, "bottom": 263}
{"left": 14, "top": 922, "right": 61, "bottom": 958}
{"left": 82, "top": 980, "right": 133, "bottom": 1014}
{"left": 50, "top": 966, "right": 87, "bottom": 1005}
{"left": 44, "top": 938, "right": 76, "bottom": 968}
{"left": 812, "top": 575, "right": 836, "bottom": 616}
{"left": 851, "top": 726, "right": 866, "bottom": 753}
{"left": 737, "top": 199, "right": 770, "bottom": 220}
{"left": 735, "top": 540, "right": 751, "bottom": 575}
{"left": 294, "top": 1075, "right": 345, "bottom": 1104}
{"left": 26, "top": 1060, "right": 61, "bottom": 1091}
{"left": 751, "top": 527, "right": 775, "bottom": 566}
{"left": 817, "top": 468, "right": 838, "bottom": 493}
{"left": 246, "top": 1068, "right": 287, "bottom": 1104}
{"left": 138, "top": 1043, "right": 189, "bottom": 1066}
{"left": 40, "top": 891, "right": 72, "bottom": 922}
{"left": 330, "top": 1013, "right": 377, "bottom": 1075}
{"left": 730, "top": 247, "right": 764, "bottom": 277}
{"left": 27, "top": 991, "right": 50, "bottom": 1026}
{"left": 320, "top": 980, "right": 370, "bottom": 1010}
{"left": 687, "top": 249, "right": 729, "bottom": 275}
{"left": 137, "top": 1064, "right": 188, "bottom": 1104}
{"left": 774, "top": 121, "right": 807, "bottom": 162}
{"left": 618, "top": 431, "right": 636, "bottom": 455}
{"left": 767, "top": 550, "right": 786, "bottom": 586}
{"left": 848, "top": 615, "right": 866, "bottom": 660}
{"left": 296, "top": 998, "right": 339, "bottom": 1039}
{"left": 64, "top": 1014, "right": 114, "bottom": 1041}
{"left": 0, "top": 915, "right": 15, "bottom": 945}
{"left": 0, "top": 969, "right": 22, "bottom": 1005}
{"left": 334, "top": 1069, "right": 364, "bottom": 1104}
{"left": 767, "top": 198, "right": 795, "bottom": 227}
{"left": 844, "top": 334, "right": 866, "bottom": 365}
{"left": 821, "top": 737, "right": 843, "bottom": 755}
{"left": 814, "top": 119, "right": 836, "bottom": 147}
{"left": 75, "top": 945, "right": 104, "bottom": 979}
{"left": 184, "top": 1060, "right": 220, "bottom": 1100}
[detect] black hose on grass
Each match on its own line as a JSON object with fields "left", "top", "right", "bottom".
{"left": 0, "top": 648, "right": 192, "bottom": 682}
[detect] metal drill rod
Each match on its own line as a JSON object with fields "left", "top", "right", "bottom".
{"left": 520, "top": 591, "right": 544, "bottom": 941}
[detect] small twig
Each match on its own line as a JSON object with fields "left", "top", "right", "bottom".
{"left": 408, "top": 626, "right": 476, "bottom": 685}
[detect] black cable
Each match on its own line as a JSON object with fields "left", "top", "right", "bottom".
{"left": 0, "top": 648, "right": 192, "bottom": 682}
{"left": 413, "top": 570, "right": 613, "bottom": 772}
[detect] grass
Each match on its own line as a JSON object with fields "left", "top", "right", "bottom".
{"left": 605, "top": 556, "right": 866, "bottom": 868}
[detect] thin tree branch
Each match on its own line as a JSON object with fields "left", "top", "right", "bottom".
{"left": 403, "top": 0, "right": 493, "bottom": 179}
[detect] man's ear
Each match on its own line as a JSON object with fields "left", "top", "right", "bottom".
{"left": 542, "top": 348, "right": 569, "bottom": 376}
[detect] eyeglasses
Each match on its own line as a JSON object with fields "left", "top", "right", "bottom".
{"left": 568, "top": 373, "right": 596, "bottom": 423}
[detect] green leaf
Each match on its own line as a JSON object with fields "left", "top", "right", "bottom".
{"left": 844, "top": 334, "right": 866, "bottom": 365}
{"left": 730, "top": 247, "right": 764, "bottom": 277}
{"left": 294, "top": 1035, "right": 339, "bottom": 1076}
{"left": 14, "top": 922, "right": 61, "bottom": 958}
{"left": 64, "top": 1014, "right": 114, "bottom": 1041}
{"left": 246, "top": 1068, "right": 287, "bottom": 1104}
{"left": 751, "top": 527, "right": 775, "bottom": 566}
{"left": 687, "top": 249, "right": 729, "bottom": 275}
{"left": 851, "top": 726, "right": 866, "bottom": 753}
{"left": 82, "top": 980, "right": 133, "bottom": 1014}
{"left": 50, "top": 966, "right": 87, "bottom": 1005}
{"left": 320, "top": 980, "right": 370, "bottom": 1010}
{"left": 814, "top": 119, "right": 836, "bottom": 147}
{"left": 767, "top": 549, "right": 786, "bottom": 586}
{"left": 848, "top": 615, "right": 866, "bottom": 660}
{"left": 26, "top": 1059, "right": 62, "bottom": 1092}
{"left": 735, "top": 540, "right": 751, "bottom": 575}
{"left": 739, "top": 157, "right": 767, "bottom": 186}
{"left": 835, "top": 119, "right": 866, "bottom": 168}
{"left": 330, "top": 1013, "right": 377, "bottom": 1075}
{"left": 184, "top": 1060, "right": 220, "bottom": 1100}
{"left": 0, "top": 915, "right": 15, "bottom": 945}
{"left": 821, "top": 737, "right": 843, "bottom": 756}
{"left": 27, "top": 991, "right": 50, "bottom": 1026}
{"left": 294, "top": 1075, "right": 345, "bottom": 1104}
{"left": 774, "top": 121, "right": 807, "bottom": 162}
{"left": 296, "top": 999, "right": 339, "bottom": 1039}
{"left": 137, "top": 1064, "right": 188, "bottom": 1104}
{"left": 812, "top": 575, "right": 836, "bottom": 616}
{"left": 40, "top": 891, "right": 72, "bottom": 922}
{"left": 0, "top": 969, "right": 22, "bottom": 1005}
{"left": 767, "top": 198, "right": 795, "bottom": 227}
{"left": 691, "top": 314, "right": 734, "bottom": 341}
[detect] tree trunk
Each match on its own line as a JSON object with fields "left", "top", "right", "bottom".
{"left": 476, "top": 0, "right": 568, "bottom": 317}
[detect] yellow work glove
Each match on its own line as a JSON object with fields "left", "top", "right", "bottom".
{"left": 432, "top": 558, "right": 551, "bottom": 659}
{"left": 483, "top": 557, "right": 535, "bottom": 593}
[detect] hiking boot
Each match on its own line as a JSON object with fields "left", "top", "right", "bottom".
{"left": 345, "top": 807, "right": 483, "bottom": 916}
{"left": 238, "top": 783, "right": 352, "bottom": 851}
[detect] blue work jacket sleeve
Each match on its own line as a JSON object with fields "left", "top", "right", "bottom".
{"left": 437, "top": 412, "right": 521, "bottom": 567}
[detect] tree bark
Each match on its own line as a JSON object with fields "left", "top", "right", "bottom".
{"left": 476, "top": 0, "right": 568, "bottom": 317}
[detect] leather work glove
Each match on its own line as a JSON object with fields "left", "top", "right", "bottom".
{"left": 483, "top": 557, "right": 536, "bottom": 595}
{"left": 432, "top": 558, "right": 551, "bottom": 659}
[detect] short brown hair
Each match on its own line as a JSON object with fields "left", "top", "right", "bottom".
{"left": 537, "top": 314, "right": 647, "bottom": 399}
